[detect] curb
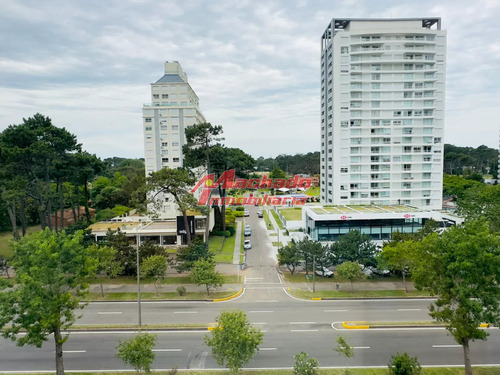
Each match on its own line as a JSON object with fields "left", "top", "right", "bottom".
{"left": 67, "top": 326, "right": 209, "bottom": 332}
{"left": 343, "top": 321, "right": 370, "bottom": 329}
{"left": 313, "top": 296, "right": 435, "bottom": 300}
{"left": 213, "top": 288, "right": 243, "bottom": 302}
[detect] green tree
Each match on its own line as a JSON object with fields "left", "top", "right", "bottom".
{"left": 0, "top": 114, "right": 82, "bottom": 232}
{"left": 457, "top": 184, "right": 500, "bottom": 233}
{"left": 269, "top": 166, "right": 287, "bottom": 179}
{"left": 277, "top": 241, "right": 302, "bottom": 275}
{"left": 336, "top": 261, "right": 364, "bottom": 292}
{"left": 88, "top": 244, "right": 124, "bottom": 297}
{"left": 294, "top": 237, "right": 328, "bottom": 276}
{"left": 175, "top": 238, "right": 213, "bottom": 273}
{"left": 379, "top": 240, "right": 418, "bottom": 293}
{"left": 331, "top": 230, "right": 377, "bottom": 266}
{"left": 334, "top": 336, "right": 354, "bottom": 375}
{"left": 116, "top": 332, "right": 157, "bottom": 373}
{"left": 147, "top": 168, "right": 197, "bottom": 245}
{"left": 190, "top": 258, "right": 224, "bottom": 295}
{"left": 413, "top": 219, "right": 500, "bottom": 375}
{"left": 0, "top": 229, "right": 97, "bottom": 375}
{"left": 205, "top": 310, "right": 264, "bottom": 373}
{"left": 293, "top": 351, "right": 320, "bottom": 375}
{"left": 388, "top": 353, "right": 422, "bottom": 375}
{"left": 104, "top": 229, "right": 136, "bottom": 276}
{"left": 141, "top": 255, "right": 167, "bottom": 295}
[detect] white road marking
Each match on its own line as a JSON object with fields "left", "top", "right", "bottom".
{"left": 432, "top": 345, "right": 462, "bottom": 348}
{"left": 60, "top": 350, "right": 86, "bottom": 353}
{"left": 97, "top": 312, "right": 122, "bottom": 315}
{"left": 353, "top": 346, "right": 370, "bottom": 349}
{"left": 324, "top": 309, "right": 348, "bottom": 312}
{"left": 153, "top": 349, "right": 182, "bottom": 352}
{"left": 246, "top": 277, "right": 264, "bottom": 279}
{"left": 256, "top": 300, "right": 279, "bottom": 302}
{"left": 251, "top": 322, "right": 268, "bottom": 325}
{"left": 174, "top": 311, "right": 198, "bottom": 314}
{"left": 397, "top": 309, "right": 422, "bottom": 311}
{"left": 260, "top": 347, "right": 277, "bottom": 351}
{"left": 291, "top": 329, "right": 319, "bottom": 332}
{"left": 249, "top": 310, "right": 274, "bottom": 313}
{"left": 290, "top": 322, "right": 316, "bottom": 324}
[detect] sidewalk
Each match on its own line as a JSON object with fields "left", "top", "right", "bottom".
{"left": 265, "top": 206, "right": 292, "bottom": 248}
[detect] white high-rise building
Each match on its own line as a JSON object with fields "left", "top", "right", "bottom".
{"left": 143, "top": 61, "right": 206, "bottom": 175}
{"left": 143, "top": 61, "right": 206, "bottom": 216}
{"left": 320, "top": 18, "right": 446, "bottom": 210}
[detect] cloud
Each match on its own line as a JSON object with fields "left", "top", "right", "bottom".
{"left": 0, "top": 0, "right": 499, "bottom": 161}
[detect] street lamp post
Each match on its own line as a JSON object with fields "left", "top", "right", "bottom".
{"left": 312, "top": 255, "right": 316, "bottom": 293}
{"left": 136, "top": 225, "right": 142, "bottom": 328}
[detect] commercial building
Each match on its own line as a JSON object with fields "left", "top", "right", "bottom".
{"left": 320, "top": 18, "right": 446, "bottom": 210}
{"left": 302, "top": 204, "right": 460, "bottom": 244}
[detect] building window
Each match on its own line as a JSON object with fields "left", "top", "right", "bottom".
{"left": 153, "top": 94, "right": 159, "bottom": 99}
{"left": 172, "top": 142, "right": 179, "bottom": 147}
{"left": 145, "top": 126, "right": 152, "bottom": 131}
{"left": 162, "top": 94, "right": 168, "bottom": 99}
{"left": 145, "top": 118, "right": 152, "bottom": 123}
{"left": 173, "top": 158, "right": 180, "bottom": 163}
{"left": 172, "top": 125, "right": 179, "bottom": 130}
{"left": 341, "top": 46, "right": 349, "bottom": 54}
{"left": 162, "top": 158, "right": 169, "bottom": 163}
{"left": 341, "top": 167, "right": 348, "bottom": 173}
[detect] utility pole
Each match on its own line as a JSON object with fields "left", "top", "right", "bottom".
{"left": 312, "top": 254, "right": 316, "bottom": 293}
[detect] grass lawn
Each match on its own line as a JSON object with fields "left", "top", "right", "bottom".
{"left": 290, "top": 289, "right": 432, "bottom": 299}
{"left": 283, "top": 271, "right": 408, "bottom": 284}
{"left": 263, "top": 210, "right": 272, "bottom": 230}
{"left": 279, "top": 207, "right": 302, "bottom": 221}
{"left": 214, "top": 222, "right": 238, "bottom": 263}
{"left": 209, "top": 235, "right": 224, "bottom": 252}
{"left": 0, "top": 225, "right": 41, "bottom": 259}
{"left": 26, "top": 367, "right": 500, "bottom": 375}
{"left": 84, "top": 290, "right": 237, "bottom": 301}
{"left": 271, "top": 210, "right": 284, "bottom": 230}
{"left": 271, "top": 241, "right": 284, "bottom": 248}
{"left": 305, "top": 186, "right": 320, "bottom": 196}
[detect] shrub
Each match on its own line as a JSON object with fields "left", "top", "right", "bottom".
{"left": 227, "top": 226, "right": 235, "bottom": 236}
{"left": 211, "top": 230, "right": 226, "bottom": 237}
{"left": 234, "top": 211, "right": 244, "bottom": 217}
{"left": 235, "top": 206, "right": 245, "bottom": 212}
{"left": 388, "top": 353, "right": 422, "bottom": 375}
{"left": 224, "top": 230, "right": 231, "bottom": 237}
{"left": 293, "top": 352, "right": 319, "bottom": 375}
{"left": 176, "top": 286, "right": 186, "bottom": 296}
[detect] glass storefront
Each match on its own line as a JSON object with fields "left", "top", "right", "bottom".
{"left": 306, "top": 215, "right": 429, "bottom": 241}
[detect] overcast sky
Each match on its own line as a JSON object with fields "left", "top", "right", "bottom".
{"left": 1, "top": 0, "right": 499, "bottom": 160}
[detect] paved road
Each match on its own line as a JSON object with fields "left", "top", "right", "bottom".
{"left": 0, "top": 205, "right": 499, "bottom": 372}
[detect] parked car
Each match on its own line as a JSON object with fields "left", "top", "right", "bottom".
{"left": 243, "top": 239, "right": 252, "bottom": 250}
{"left": 315, "top": 266, "right": 334, "bottom": 278}
{"left": 244, "top": 209, "right": 250, "bottom": 217}
{"left": 244, "top": 225, "right": 252, "bottom": 236}
{"left": 257, "top": 209, "right": 263, "bottom": 218}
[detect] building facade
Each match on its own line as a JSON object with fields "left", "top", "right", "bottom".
{"left": 320, "top": 18, "right": 446, "bottom": 210}
{"left": 142, "top": 61, "right": 206, "bottom": 216}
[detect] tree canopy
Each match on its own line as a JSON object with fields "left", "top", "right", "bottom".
{"left": 0, "top": 229, "right": 97, "bottom": 375}
{"left": 205, "top": 310, "right": 264, "bottom": 373}
{"left": 413, "top": 219, "right": 500, "bottom": 375}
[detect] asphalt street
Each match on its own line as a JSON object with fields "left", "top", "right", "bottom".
{"left": 0, "top": 206, "right": 498, "bottom": 372}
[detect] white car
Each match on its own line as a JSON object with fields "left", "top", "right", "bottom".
{"left": 243, "top": 239, "right": 252, "bottom": 250}
{"left": 315, "top": 266, "right": 334, "bottom": 278}
{"left": 244, "top": 225, "right": 252, "bottom": 236}
{"left": 244, "top": 210, "right": 250, "bottom": 217}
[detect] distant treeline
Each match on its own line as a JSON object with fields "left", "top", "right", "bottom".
{"left": 254, "top": 145, "right": 499, "bottom": 179}
{"left": 444, "top": 144, "right": 498, "bottom": 178}
{"left": 255, "top": 152, "right": 320, "bottom": 176}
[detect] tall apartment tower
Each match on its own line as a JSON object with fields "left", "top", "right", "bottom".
{"left": 320, "top": 19, "right": 446, "bottom": 210}
{"left": 143, "top": 61, "right": 206, "bottom": 216}
{"left": 143, "top": 61, "right": 206, "bottom": 176}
